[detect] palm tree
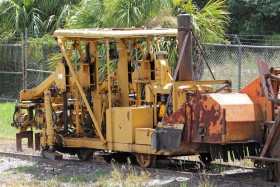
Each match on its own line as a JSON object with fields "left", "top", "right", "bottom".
{"left": 173, "top": 0, "right": 229, "bottom": 80}
{"left": 67, "top": 0, "right": 106, "bottom": 28}
{"left": 0, "top": 0, "right": 80, "bottom": 35}
{"left": 174, "top": 0, "right": 229, "bottom": 42}
{"left": 67, "top": 0, "right": 173, "bottom": 28}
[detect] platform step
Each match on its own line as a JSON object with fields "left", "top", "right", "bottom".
{"left": 246, "top": 156, "right": 280, "bottom": 163}
{"left": 262, "top": 121, "right": 274, "bottom": 126}
{"left": 269, "top": 98, "right": 280, "bottom": 104}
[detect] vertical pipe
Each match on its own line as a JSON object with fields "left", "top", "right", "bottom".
{"left": 222, "top": 109, "right": 226, "bottom": 144}
{"left": 106, "top": 39, "right": 112, "bottom": 109}
{"left": 44, "top": 90, "right": 54, "bottom": 147}
{"left": 177, "top": 13, "right": 192, "bottom": 81}
{"left": 62, "top": 91, "right": 68, "bottom": 133}
{"left": 146, "top": 38, "right": 151, "bottom": 54}
{"left": 24, "top": 28, "right": 28, "bottom": 89}
{"left": 235, "top": 35, "right": 242, "bottom": 91}
{"left": 75, "top": 88, "right": 80, "bottom": 135}
{"left": 116, "top": 40, "right": 129, "bottom": 106}
{"left": 21, "top": 33, "right": 25, "bottom": 90}
{"left": 136, "top": 83, "right": 141, "bottom": 106}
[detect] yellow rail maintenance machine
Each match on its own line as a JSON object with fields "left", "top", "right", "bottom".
{"left": 13, "top": 13, "right": 277, "bottom": 175}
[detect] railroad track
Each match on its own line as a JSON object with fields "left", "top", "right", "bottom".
{"left": 0, "top": 151, "right": 278, "bottom": 186}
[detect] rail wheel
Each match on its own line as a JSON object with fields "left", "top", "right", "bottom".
{"left": 77, "top": 148, "right": 93, "bottom": 161}
{"left": 199, "top": 153, "right": 212, "bottom": 164}
{"left": 136, "top": 153, "right": 156, "bottom": 168}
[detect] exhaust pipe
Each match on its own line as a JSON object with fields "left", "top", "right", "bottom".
{"left": 177, "top": 12, "right": 192, "bottom": 81}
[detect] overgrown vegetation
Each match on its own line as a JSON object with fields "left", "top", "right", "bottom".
{"left": 0, "top": 102, "right": 18, "bottom": 139}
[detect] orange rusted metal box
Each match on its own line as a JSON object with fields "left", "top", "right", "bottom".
{"left": 189, "top": 93, "right": 263, "bottom": 144}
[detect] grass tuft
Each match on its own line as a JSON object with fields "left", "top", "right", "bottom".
{"left": 198, "top": 177, "right": 216, "bottom": 187}
{"left": 17, "top": 165, "right": 37, "bottom": 173}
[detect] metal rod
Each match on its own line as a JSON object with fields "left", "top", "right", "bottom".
{"left": 203, "top": 42, "right": 280, "bottom": 49}
{"left": 27, "top": 69, "right": 53, "bottom": 73}
{"left": 44, "top": 90, "right": 54, "bottom": 147}
{"left": 106, "top": 39, "right": 112, "bottom": 110}
{"left": 222, "top": 109, "right": 226, "bottom": 144}
{"left": 21, "top": 33, "right": 25, "bottom": 91}
{"left": 162, "top": 32, "right": 190, "bottom": 121}
{"left": 192, "top": 31, "right": 215, "bottom": 80}
{"left": 24, "top": 28, "right": 28, "bottom": 89}
{"left": 0, "top": 71, "right": 22, "bottom": 74}
{"left": 235, "top": 34, "right": 242, "bottom": 91}
{"left": 62, "top": 92, "right": 68, "bottom": 133}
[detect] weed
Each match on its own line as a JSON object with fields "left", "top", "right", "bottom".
{"left": 110, "top": 158, "right": 151, "bottom": 187}
{"left": 180, "top": 182, "right": 188, "bottom": 187}
{"left": 58, "top": 174, "right": 86, "bottom": 183}
{"left": 209, "top": 163, "right": 227, "bottom": 173}
{"left": 2, "top": 178, "right": 60, "bottom": 187}
{"left": 238, "top": 159, "right": 254, "bottom": 167}
{"left": 16, "top": 165, "right": 37, "bottom": 173}
{"left": 96, "top": 175, "right": 109, "bottom": 186}
{"left": 198, "top": 177, "right": 216, "bottom": 187}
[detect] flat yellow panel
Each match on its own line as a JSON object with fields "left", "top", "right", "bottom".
{"left": 54, "top": 29, "right": 177, "bottom": 39}
{"left": 135, "top": 128, "right": 154, "bottom": 145}
{"left": 111, "top": 107, "right": 153, "bottom": 143}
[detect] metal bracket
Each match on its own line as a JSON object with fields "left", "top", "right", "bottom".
{"left": 16, "top": 131, "right": 33, "bottom": 152}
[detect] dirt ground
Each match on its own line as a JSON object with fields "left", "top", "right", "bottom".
{"left": 0, "top": 138, "right": 276, "bottom": 187}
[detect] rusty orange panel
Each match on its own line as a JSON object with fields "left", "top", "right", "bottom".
{"left": 239, "top": 77, "right": 272, "bottom": 121}
{"left": 187, "top": 92, "right": 263, "bottom": 144}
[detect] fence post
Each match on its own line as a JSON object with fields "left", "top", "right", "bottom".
{"left": 235, "top": 35, "right": 242, "bottom": 91}
{"left": 21, "top": 33, "right": 25, "bottom": 91}
{"left": 24, "top": 28, "right": 28, "bottom": 89}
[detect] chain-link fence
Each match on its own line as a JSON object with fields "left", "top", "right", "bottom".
{"left": 0, "top": 31, "right": 59, "bottom": 100}
{"left": 0, "top": 43, "right": 24, "bottom": 100}
{"left": 201, "top": 43, "right": 280, "bottom": 91}
{"left": 0, "top": 33, "right": 280, "bottom": 100}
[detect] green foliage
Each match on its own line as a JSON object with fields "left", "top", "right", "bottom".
{"left": 67, "top": 0, "right": 173, "bottom": 28}
{"left": 67, "top": 0, "right": 106, "bottom": 28}
{"left": 0, "top": 102, "right": 18, "bottom": 139}
{"left": 174, "top": 0, "right": 230, "bottom": 42}
{"left": 58, "top": 175, "right": 86, "bottom": 183}
{"left": 16, "top": 165, "right": 37, "bottom": 173}
{"left": 0, "top": 0, "right": 80, "bottom": 35}
{"left": 227, "top": 0, "right": 280, "bottom": 35}
{"left": 198, "top": 177, "right": 216, "bottom": 187}
{"left": 109, "top": 159, "right": 151, "bottom": 186}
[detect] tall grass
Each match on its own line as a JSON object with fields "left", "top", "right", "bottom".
{"left": 0, "top": 102, "right": 18, "bottom": 139}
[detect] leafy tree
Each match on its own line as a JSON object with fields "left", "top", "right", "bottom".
{"left": 67, "top": 0, "right": 106, "bottom": 28}
{"left": 67, "top": 0, "right": 173, "bottom": 28}
{"left": 174, "top": 0, "right": 230, "bottom": 42}
{"left": 227, "top": 0, "right": 280, "bottom": 35}
{"left": 0, "top": 0, "right": 80, "bottom": 35}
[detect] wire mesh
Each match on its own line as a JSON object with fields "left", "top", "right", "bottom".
{"left": 201, "top": 43, "right": 280, "bottom": 91}
{"left": 0, "top": 44, "right": 23, "bottom": 100}
{"left": 26, "top": 41, "right": 60, "bottom": 89}
{"left": 1, "top": 33, "right": 280, "bottom": 100}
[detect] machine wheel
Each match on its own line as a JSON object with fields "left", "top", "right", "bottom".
{"left": 136, "top": 153, "right": 156, "bottom": 168}
{"left": 199, "top": 153, "right": 212, "bottom": 164}
{"left": 77, "top": 148, "right": 93, "bottom": 161}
